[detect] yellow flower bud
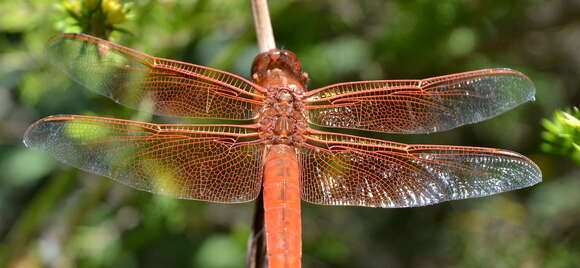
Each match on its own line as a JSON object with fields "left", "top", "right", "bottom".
{"left": 102, "top": 0, "right": 122, "bottom": 13}
{"left": 102, "top": 0, "right": 127, "bottom": 25}
{"left": 62, "top": 0, "right": 81, "bottom": 14}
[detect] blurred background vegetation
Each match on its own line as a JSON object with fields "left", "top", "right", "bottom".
{"left": 1, "top": 0, "right": 579, "bottom": 267}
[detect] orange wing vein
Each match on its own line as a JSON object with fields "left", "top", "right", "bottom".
{"left": 304, "top": 69, "right": 535, "bottom": 134}
{"left": 47, "top": 33, "right": 266, "bottom": 120}
{"left": 299, "top": 129, "right": 542, "bottom": 208}
{"left": 23, "top": 115, "right": 265, "bottom": 202}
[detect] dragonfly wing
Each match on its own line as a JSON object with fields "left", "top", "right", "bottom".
{"left": 304, "top": 69, "right": 535, "bottom": 134}
{"left": 47, "top": 33, "right": 265, "bottom": 120}
{"left": 24, "top": 115, "right": 264, "bottom": 203}
{"left": 299, "top": 130, "right": 541, "bottom": 208}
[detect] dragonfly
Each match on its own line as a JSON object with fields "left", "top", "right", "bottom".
{"left": 24, "top": 33, "right": 542, "bottom": 268}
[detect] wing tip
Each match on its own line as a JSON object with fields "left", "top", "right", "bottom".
{"left": 22, "top": 118, "right": 46, "bottom": 149}
{"left": 472, "top": 67, "right": 537, "bottom": 119}
{"left": 23, "top": 114, "right": 73, "bottom": 148}
{"left": 526, "top": 162, "right": 543, "bottom": 186}
{"left": 496, "top": 67, "right": 537, "bottom": 104}
{"left": 487, "top": 147, "right": 543, "bottom": 188}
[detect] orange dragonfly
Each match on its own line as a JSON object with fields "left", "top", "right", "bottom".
{"left": 24, "top": 33, "right": 541, "bottom": 268}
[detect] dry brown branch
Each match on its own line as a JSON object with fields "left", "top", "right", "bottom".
{"left": 251, "top": 0, "right": 276, "bottom": 52}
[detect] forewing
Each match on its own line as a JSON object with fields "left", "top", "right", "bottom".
{"left": 304, "top": 69, "right": 535, "bottom": 134}
{"left": 47, "top": 33, "right": 265, "bottom": 120}
{"left": 23, "top": 115, "right": 264, "bottom": 202}
{"left": 299, "top": 130, "right": 541, "bottom": 208}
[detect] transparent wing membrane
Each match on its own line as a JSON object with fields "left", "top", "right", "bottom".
{"left": 46, "top": 33, "right": 265, "bottom": 120}
{"left": 305, "top": 69, "right": 535, "bottom": 134}
{"left": 23, "top": 115, "right": 264, "bottom": 202}
{"left": 33, "top": 34, "right": 541, "bottom": 207}
{"left": 299, "top": 130, "right": 541, "bottom": 208}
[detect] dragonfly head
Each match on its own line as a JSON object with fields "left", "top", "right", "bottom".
{"left": 252, "top": 49, "right": 308, "bottom": 88}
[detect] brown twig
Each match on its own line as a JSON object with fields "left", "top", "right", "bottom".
{"left": 247, "top": 191, "right": 267, "bottom": 268}
{"left": 251, "top": 0, "right": 276, "bottom": 52}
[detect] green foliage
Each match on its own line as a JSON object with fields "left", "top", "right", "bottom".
{"left": 195, "top": 235, "right": 246, "bottom": 268}
{"left": 542, "top": 107, "right": 580, "bottom": 164}
{"left": 1, "top": 0, "right": 579, "bottom": 267}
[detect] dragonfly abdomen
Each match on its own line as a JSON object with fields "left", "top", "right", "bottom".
{"left": 263, "top": 144, "right": 302, "bottom": 268}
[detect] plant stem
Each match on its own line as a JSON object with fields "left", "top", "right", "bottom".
{"left": 251, "top": 0, "right": 276, "bottom": 52}
{"left": 247, "top": 192, "right": 267, "bottom": 268}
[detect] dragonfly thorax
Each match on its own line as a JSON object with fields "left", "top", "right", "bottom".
{"left": 258, "top": 88, "right": 306, "bottom": 145}
{"left": 252, "top": 49, "right": 308, "bottom": 145}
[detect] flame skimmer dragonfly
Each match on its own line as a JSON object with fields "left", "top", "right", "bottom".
{"left": 24, "top": 33, "right": 541, "bottom": 268}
